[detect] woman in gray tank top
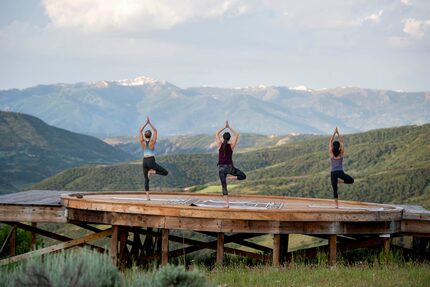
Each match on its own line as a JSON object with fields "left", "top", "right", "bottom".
{"left": 329, "top": 127, "right": 354, "bottom": 208}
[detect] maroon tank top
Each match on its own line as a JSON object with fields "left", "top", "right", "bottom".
{"left": 218, "top": 144, "right": 233, "bottom": 165}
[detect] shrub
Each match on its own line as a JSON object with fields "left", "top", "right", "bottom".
{"left": 2, "top": 249, "right": 121, "bottom": 287}
{"left": 152, "top": 264, "right": 208, "bottom": 287}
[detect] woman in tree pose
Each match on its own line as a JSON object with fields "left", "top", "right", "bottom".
{"left": 329, "top": 127, "right": 354, "bottom": 208}
{"left": 139, "top": 116, "right": 168, "bottom": 200}
{"left": 215, "top": 121, "right": 247, "bottom": 207}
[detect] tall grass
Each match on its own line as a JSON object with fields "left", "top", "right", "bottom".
{"left": 1, "top": 248, "right": 429, "bottom": 287}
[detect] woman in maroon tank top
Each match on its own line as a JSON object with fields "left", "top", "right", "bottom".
{"left": 215, "top": 121, "right": 247, "bottom": 207}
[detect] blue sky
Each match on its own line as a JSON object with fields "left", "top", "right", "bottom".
{"left": 0, "top": 0, "right": 429, "bottom": 91}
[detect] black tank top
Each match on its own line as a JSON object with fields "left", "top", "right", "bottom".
{"left": 218, "top": 144, "right": 233, "bottom": 165}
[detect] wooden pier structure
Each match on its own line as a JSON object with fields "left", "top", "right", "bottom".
{"left": 1, "top": 190, "right": 429, "bottom": 267}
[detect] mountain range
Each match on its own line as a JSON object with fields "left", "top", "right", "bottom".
{"left": 0, "top": 111, "right": 133, "bottom": 194}
{"left": 1, "top": 76, "right": 428, "bottom": 137}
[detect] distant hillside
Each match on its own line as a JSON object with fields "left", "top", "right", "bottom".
{"left": 32, "top": 124, "right": 430, "bottom": 206}
{"left": 105, "top": 133, "right": 317, "bottom": 158}
{"left": 1, "top": 76, "right": 428, "bottom": 136}
{"left": 0, "top": 111, "right": 133, "bottom": 194}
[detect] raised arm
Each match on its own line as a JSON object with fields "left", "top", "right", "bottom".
{"left": 147, "top": 117, "right": 157, "bottom": 147}
{"left": 329, "top": 127, "right": 337, "bottom": 156}
{"left": 227, "top": 121, "right": 239, "bottom": 150}
{"left": 337, "top": 128, "right": 345, "bottom": 156}
{"left": 215, "top": 122, "right": 227, "bottom": 148}
{"left": 139, "top": 120, "right": 149, "bottom": 149}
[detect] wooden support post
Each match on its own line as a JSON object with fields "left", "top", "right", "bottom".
{"left": 119, "top": 228, "right": 129, "bottom": 269}
{"left": 273, "top": 234, "right": 280, "bottom": 267}
{"left": 381, "top": 234, "right": 390, "bottom": 259}
{"left": 328, "top": 235, "right": 337, "bottom": 266}
{"left": 161, "top": 229, "right": 169, "bottom": 265}
{"left": 31, "top": 223, "right": 37, "bottom": 250}
{"left": 216, "top": 232, "right": 224, "bottom": 265}
{"left": 280, "top": 234, "right": 289, "bottom": 264}
{"left": 111, "top": 225, "right": 119, "bottom": 266}
{"left": 10, "top": 224, "right": 17, "bottom": 257}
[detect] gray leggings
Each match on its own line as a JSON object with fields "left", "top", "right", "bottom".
{"left": 218, "top": 164, "right": 246, "bottom": 195}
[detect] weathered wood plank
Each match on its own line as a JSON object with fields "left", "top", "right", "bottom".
{"left": 0, "top": 205, "right": 66, "bottom": 223}
{"left": 0, "top": 229, "right": 112, "bottom": 266}
{"left": 401, "top": 220, "right": 430, "bottom": 235}
{"left": 66, "top": 209, "right": 401, "bottom": 235}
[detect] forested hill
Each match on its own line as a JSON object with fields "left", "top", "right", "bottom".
{"left": 32, "top": 124, "right": 430, "bottom": 207}
{"left": 0, "top": 111, "right": 133, "bottom": 194}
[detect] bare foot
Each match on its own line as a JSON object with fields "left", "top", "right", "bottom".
{"left": 148, "top": 170, "right": 156, "bottom": 177}
{"left": 335, "top": 199, "right": 339, "bottom": 208}
{"left": 146, "top": 191, "right": 151, "bottom": 201}
{"left": 223, "top": 195, "right": 230, "bottom": 208}
{"left": 338, "top": 179, "right": 344, "bottom": 184}
{"left": 227, "top": 176, "right": 237, "bottom": 180}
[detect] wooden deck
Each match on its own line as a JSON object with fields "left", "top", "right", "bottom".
{"left": 1, "top": 190, "right": 429, "bottom": 267}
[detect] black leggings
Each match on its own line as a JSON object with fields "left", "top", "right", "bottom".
{"left": 143, "top": 156, "right": 168, "bottom": 191}
{"left": 218, "top": 164, "right": 246, "bottom": 195}
{"left": 330, "top": 170, "right": 354, "bottom": 199}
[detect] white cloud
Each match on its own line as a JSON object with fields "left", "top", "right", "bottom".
{"left": 42, "top": 0, "right": 249, "bottom": 33}
{"left": 400, "top": 0, "right": 412, "bottom": 6}
{"left": 361, "top": 10, "right": 384, "bottom": 24}
{"left": 261, "top": 1, "right": 387, "bottom": 29}
{"left": 403, "top": 18, "right": 430, "bottom": 38}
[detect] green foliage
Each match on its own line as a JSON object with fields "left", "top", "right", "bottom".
{"left": 0, "top": 224, "right": 34, "bottom": 259}
{"left": 1, "top": 249, "right": 121, "bottom": 287}
{"left": 0, "top": 111, "right": 133, "bottom": 193}
{"left": 152, "top": 264, "right": 208, "bottom": 287}
{"left": 31, "top": 124, "right": 430, "bottom": 206}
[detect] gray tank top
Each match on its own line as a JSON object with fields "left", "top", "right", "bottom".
{"left": 331, "top": 157, "right": 343, "bottom": 172}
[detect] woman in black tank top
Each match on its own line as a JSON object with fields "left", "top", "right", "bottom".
{"left": 329, "top": 127, "right": 354, "bottom": 208}
{"left": 215, "top": 121, "right": 247, "bottom": 208}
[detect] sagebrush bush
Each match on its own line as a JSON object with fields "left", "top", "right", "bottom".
{"left": 152, "top": 264, "right": 208, "bottom": 287}
{"left": 3, "top": 249, "right": 121, "bottom": 287}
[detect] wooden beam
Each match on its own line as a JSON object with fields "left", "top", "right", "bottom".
{"left": 111, "top": 225, "right": 119, "bottom": 266}
{"left": 328, "top": 235, "right": 337, "bottom": 266}
{"left": 3, "top": 222, "right": 105, "bottom": 253}
{"left": 31, "top": 222, "right": 37, "bottom": 250}
{"left": 118, "top": 228, "right": 129, "bottom": 269}
{"left": 0, "top": 228, "right": 112, "bottom": 266}
{"left": 67, "top": 209, "right": 401, "bottom": 235}
{"left": 382, "top": 236, "right": 390, "bottom": 258}
{"left": 273, "top": 234, "right": 280, "bottom": 267}
{"left": 72, "top": 222, "right": 134, "bottom": 246}
{"left": 10, "top": 224, "right": 16, "bottom": 257}
{"left": 161, "top": 229, "right": 169, "bottom": 265}
{"left": 0, "top": 205, "right": 67, "bottom": 223}
{"left": 216, "top": 233, "right": 224, "bottom": 265}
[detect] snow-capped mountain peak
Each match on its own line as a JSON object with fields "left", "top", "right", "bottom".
{"left": 116, "top": 76, "right": 163, "bottom": 86}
